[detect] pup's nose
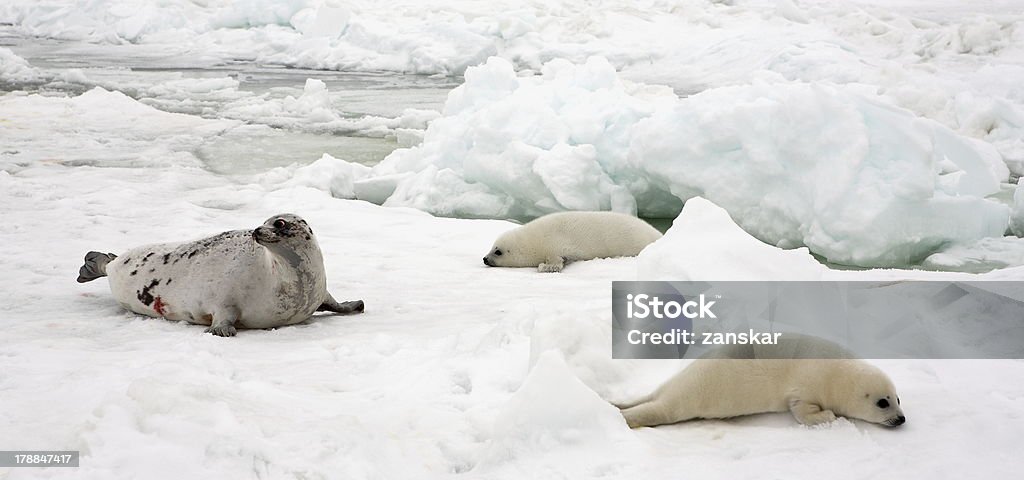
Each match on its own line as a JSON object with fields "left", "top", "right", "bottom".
{"left": 894, "top": 415, "right": 906, "bottom": 426}
{"left": 483, "top": 257, "right": 492, "bottom": 266}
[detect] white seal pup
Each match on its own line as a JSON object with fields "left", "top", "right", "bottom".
{"left": 77, "top": 214, "right": 364, "bottom": 337}
{"left": 482, "top": 211, "right": 662, "bottom": 272}
{"left": 617, "top": 336, "right": 906, "bottom": 428}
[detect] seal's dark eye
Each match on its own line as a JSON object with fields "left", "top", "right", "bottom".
{"left": 897, "top": 397, "right": 900, "bottom": 405}
{"left": 876, "top": 399, "right": 889, "bottom": 409}
{"left": 494, "top": 249, "right": 502, "bottom": 256}
{"left": 273, "top": 219, "right": 286, "bottom": 229}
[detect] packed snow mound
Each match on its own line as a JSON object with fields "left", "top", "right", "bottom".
{"left": 480, "top": 350, "right": 634, "bottom": 466}
{"left": 256, "top": 153, "right": 371, "bottom": 199}
{"left": 638, "top": 195, "right": 1024, "bottom": 281}
{"left": 632, "top": 80, "right": 1010, "bottom": 267}
{"left": 369, "top": 56, "right": 669, "bottom": 218}
{"left": 356, "top": 57, "right": 1011, "bottom": 267}
{"left": 0, "top": 47, "right": 40, "bottom": 83}
{"left": 638, "top": 197, "right": 827, "bottom": 281}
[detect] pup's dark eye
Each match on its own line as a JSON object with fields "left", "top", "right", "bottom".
{"left": 494, "top": 249, "right": 502, "bottom": 256}
{"left": 897, "top": 397, "right": 900, "bottom": 405}
{"left": 273, "top": 219, "right": 287, "bottom": 229}
{"left": 876, "top": 399, "right": 889, "bottom": 409}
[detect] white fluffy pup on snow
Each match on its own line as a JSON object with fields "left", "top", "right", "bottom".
{"left": 482, "top": 211, "right": 662, "bottom": 272}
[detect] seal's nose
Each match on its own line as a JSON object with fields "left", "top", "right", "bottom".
{"left": 483, "top": 257, "right": 492, "bottom": 267}
{"left": 894, "top": 415, "right": 906, "bottom": 426}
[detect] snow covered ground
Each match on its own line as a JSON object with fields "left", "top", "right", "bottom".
{"left": 2, "top": 0, "right": 1024, "bottom": 479}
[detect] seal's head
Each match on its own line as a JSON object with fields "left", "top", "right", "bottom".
{"left": 253, "top": 214, "right": 316, "bottom": 252}
{"left": 482, "top": 230, "right": 534, "bottom": 268}
{"left": 842, "top": 363, "right": 906, "bottom": 427}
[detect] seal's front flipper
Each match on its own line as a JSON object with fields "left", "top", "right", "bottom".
{"left": 789, "top": 399, "right": 836, "bottom": 426}
{"left": 77, "top": 251, "right": 117, "bottom": 283}
{"left": 538, "top": 256, "right": 565, "bottom": 273}
{"left": 205, "top": 307, "right": 239, "bottom": 337}
{"left": 318, "top": 294, "right": 365, "bottom": 315}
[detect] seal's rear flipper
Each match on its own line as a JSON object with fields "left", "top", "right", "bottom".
{"left": 611, "top": 393, "right": 654, "bottom": 410}
{"left": 77, "top": 251, "right": 117, "bottom": 283}
{"left": 620, "top": 400, "right": 676, "bottom": 428}
{"left": 318, "top": 294, "right": 364, "bottom": 315}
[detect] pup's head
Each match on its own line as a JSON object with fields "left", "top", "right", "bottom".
{"left": 841, "top": 363, "right": 906, "bottom": 427}
{"left": 482, "top": 230, "right": 534, "bottom": 268}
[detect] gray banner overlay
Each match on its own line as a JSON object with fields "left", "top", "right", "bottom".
{"left": 612, "top": 281, "right": 1024, "bottom": 359}
{"left": 0, "top": 451, "right": 79, "bottom": 467}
